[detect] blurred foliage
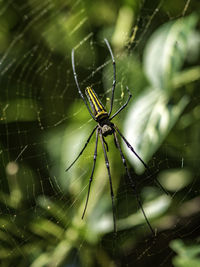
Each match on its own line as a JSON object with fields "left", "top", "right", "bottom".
{"left": 124, "top": 14, "right": 199, "bottom": 172}
{"left": 0, "top": 0, "right": 200, "bottom": 267}
{"left": 171, "top": 239, "right": 200, "bottom": 267}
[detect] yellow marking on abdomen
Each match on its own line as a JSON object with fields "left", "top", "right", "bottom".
{"left": 86, "top": 87, "right": 107, "bottom": 115}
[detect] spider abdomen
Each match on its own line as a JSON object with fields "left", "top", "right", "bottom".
{"left": 85, "top": 86, "right": 108, "bottom": 120}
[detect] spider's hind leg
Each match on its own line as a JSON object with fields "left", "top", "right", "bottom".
{"left": 103, "top": 137, "right": 109, "bottom": 152}
{"left": 99, "top": 130, "right": 117, "bottom": 233}
{"left": 113, "top": 130, "right": 154, "bottom": 235}
{"left": 114, "top": 125, "right": 169, "bottom": 196}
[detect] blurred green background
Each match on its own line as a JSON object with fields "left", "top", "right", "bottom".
{"left": 0, "top": 0, "right": 200, "bottom": 266}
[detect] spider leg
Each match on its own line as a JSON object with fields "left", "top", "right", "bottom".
{"left": 71, "top": 49, "right": 95, "bottom": 120}
{"left": 65, "top": 125, "right": 97, "bottom": 172}
{"left": 110, "top": 86, "right": 132, "bottom": 120}
{"left": 114, "top": 125, "right": 148, "bottom": 168}
{"left": 104, "top": 39, "right": 116, "bottom": 117}
{"left": 82, "top": 129, "right": 98, "bottom": 219}
{"left": 114, "top": 125, "right": 169, "bottom": 195}
{"left": 113, "top": 130, "right": 154, "bottom": 235}
{"left": 99, "top": 130, "right": 117, "bottom": 233}
{"left": 103, "top": 137, "right": 109, "bottom": 152}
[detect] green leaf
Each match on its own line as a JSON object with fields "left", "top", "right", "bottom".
{"left": 144, "top": 14, "right": 198, "bottom": 91}
{"left": 117, "top": 194, "right": 171, "bottom": 231}
{"left": 170, "top": 239, "right": 200, "bottom": 267}
{"left": 123, "top": 88, "right": 189, "bottom": 173}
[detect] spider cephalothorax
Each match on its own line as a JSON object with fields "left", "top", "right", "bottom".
{"left": 100, "top": 123, "right": 114, "bottom": 137}
{"left": 65, "top": 39, "right": 166, "bottom": 233}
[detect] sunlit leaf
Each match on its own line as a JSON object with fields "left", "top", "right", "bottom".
{"left": 144, "top": 14, "right": 198, "bottom": 91}
{"left": 123, "top": 88, "right": 189, "bottom": 173}
{"left": 158, "top": 169, "right": 192, "bottom": 191}
{"left": 117, "top": 194, "right": 171, "bottom": 231}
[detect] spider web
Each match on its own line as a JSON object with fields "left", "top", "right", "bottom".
{"left": 0, "top": 0, "right": 200, "bottom": 266}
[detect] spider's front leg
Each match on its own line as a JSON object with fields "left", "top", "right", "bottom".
{"left": 65, "top": 126, "right": 97, "bottom": 172}
{"left": 82, "top": 129, "right": 99, "bottom": 219}
{"left": 104, "top": 39, "right": 116, "bottom": 117}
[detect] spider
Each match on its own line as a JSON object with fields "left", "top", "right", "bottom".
{"left": 66, "top": 39, "right": 159, "bottom": 234}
